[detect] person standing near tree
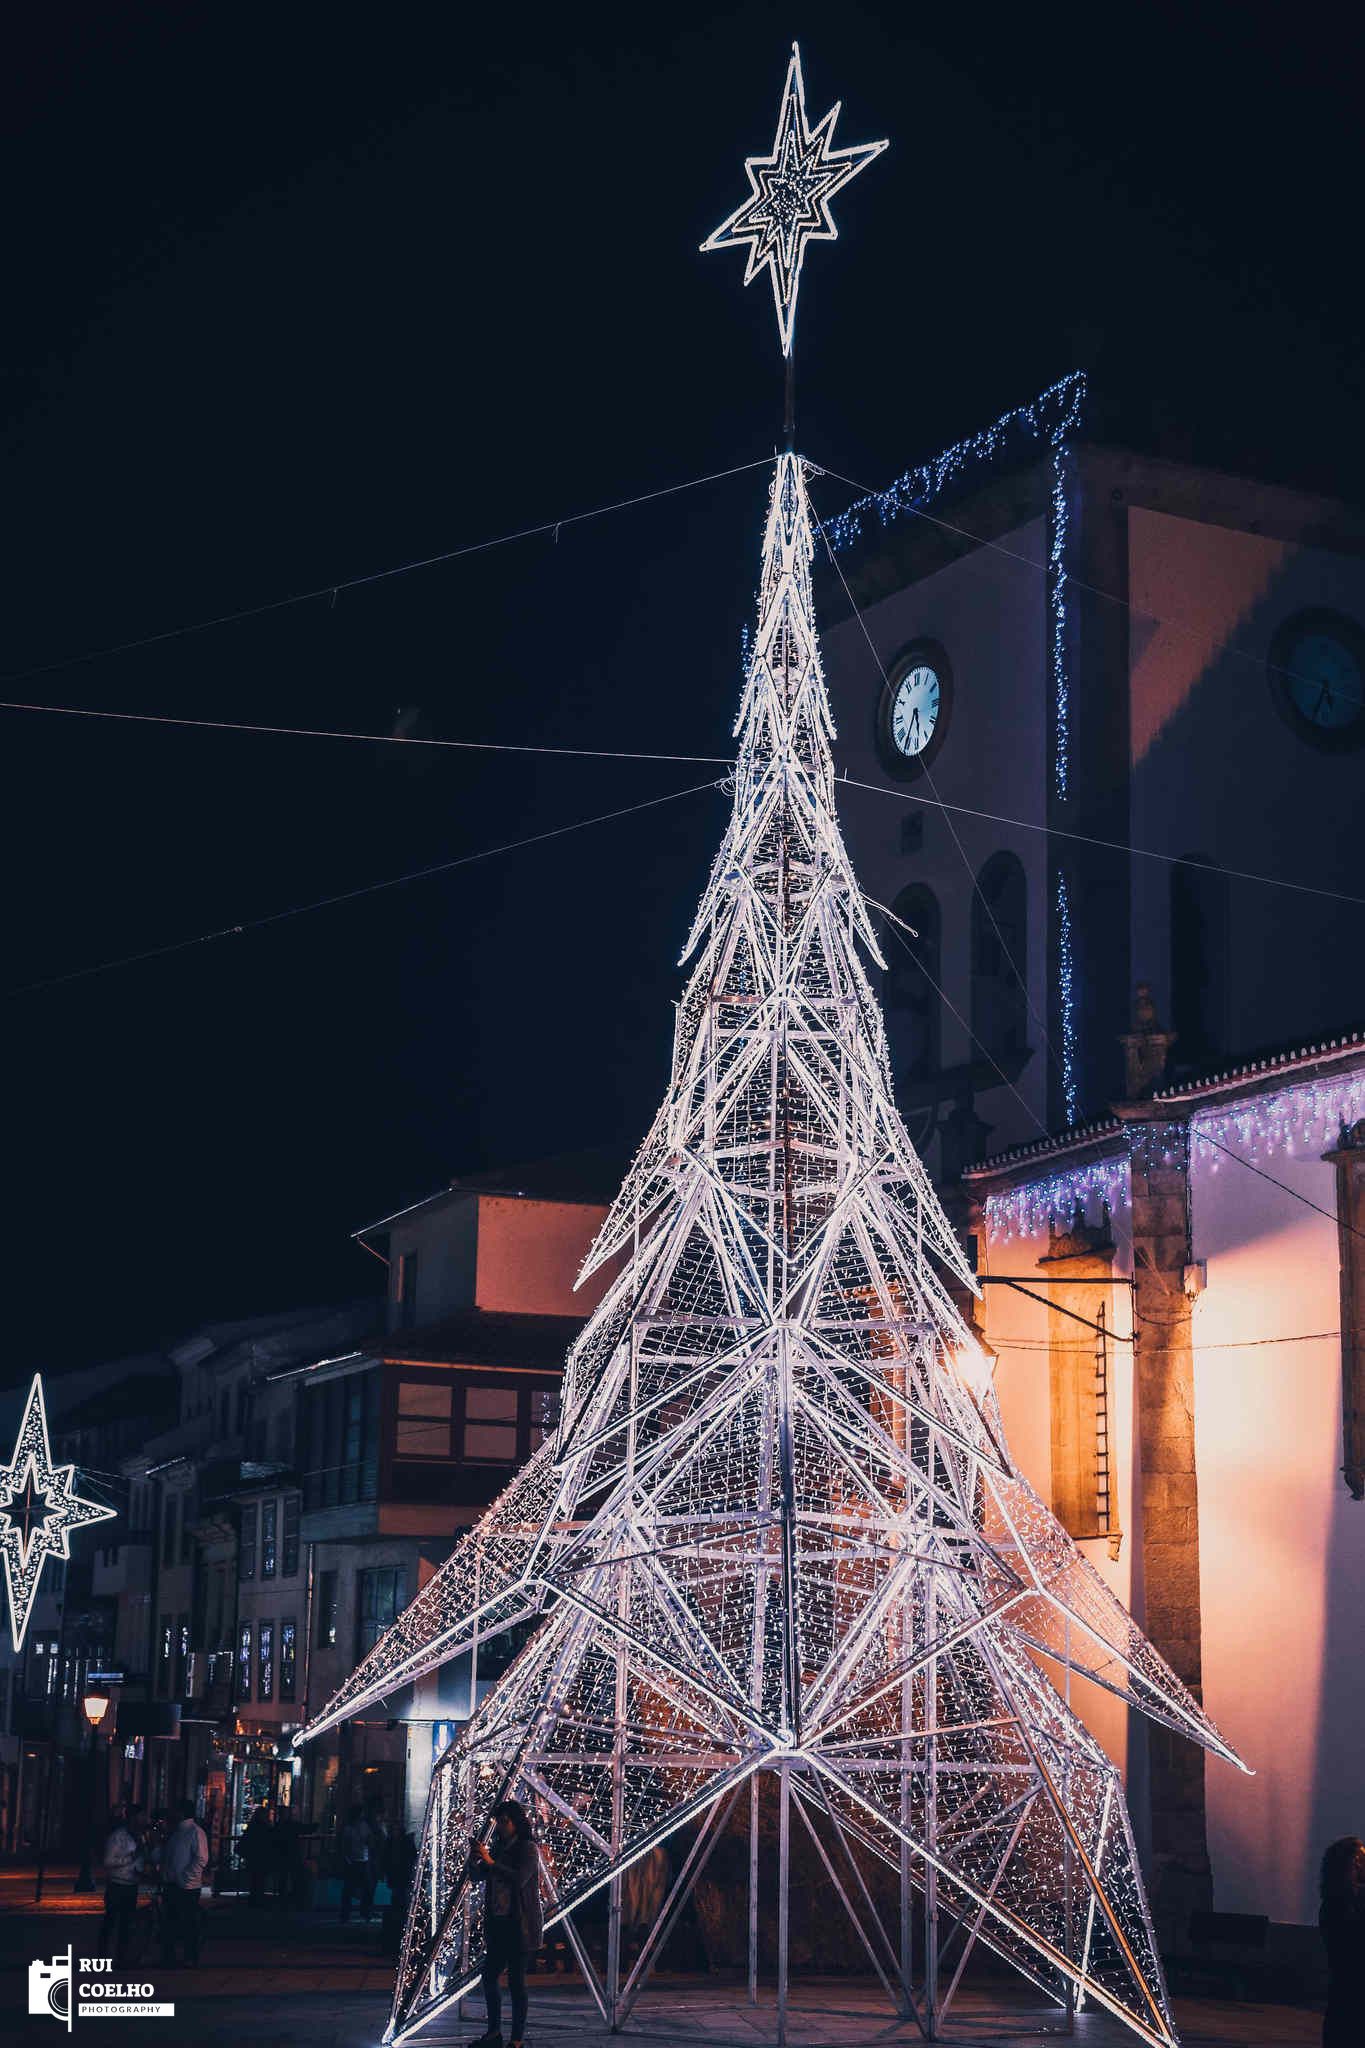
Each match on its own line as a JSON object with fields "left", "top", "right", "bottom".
{"left": 240, "top": 1802, "right": 273, "bottom": 1908}
{"left": 100, "top": 1804, "right": 143, "bottom": 1966}
{"left": 160, "top": 1798, "right": 209, "bottom": 1967}
{"left": 468, "top": 1800, "right": 542, "bottom": 2048}
{"left": 1320, "top": 1836, "right": 1365, "bottom": 2047}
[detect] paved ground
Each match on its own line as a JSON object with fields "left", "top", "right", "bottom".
{"left": 0, "top": 1869, "right": 1324, "bottom": 2048}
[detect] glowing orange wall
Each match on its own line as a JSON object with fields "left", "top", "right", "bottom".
{"left": 473, "top": 1195, "right": 612, "bottom": 1317}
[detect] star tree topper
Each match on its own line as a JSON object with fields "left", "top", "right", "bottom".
{"left": 701, "top": 43, "right": 886, "bottom": 356}
{"left": 0, "top": 1374, "right": 115, "bottom": 1651}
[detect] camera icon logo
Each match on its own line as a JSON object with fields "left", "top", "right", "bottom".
{"left": 28, "top": 1952, "right": 73, "bottom": 2028}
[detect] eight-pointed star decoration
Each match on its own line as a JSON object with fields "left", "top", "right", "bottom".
{"left": 0, "top": 1374, "right": 115, "bottom": 1651}
{"left": 701, "top": 43, "right": 887, "bottom": 356}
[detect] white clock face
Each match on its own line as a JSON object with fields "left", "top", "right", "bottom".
{"left": 890, "top": 664, "right": 941, "bottom": 757}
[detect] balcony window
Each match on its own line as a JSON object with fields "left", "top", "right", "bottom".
{"left": 356, "top": 1567, "right": 405, "bottom": 1659}
{"left": 236, "top": 1622, "right": 253, "bottom": 1703}
{"left": 282, "top": 1493, "right": 301, "bottom": 1577}
{"left": 463, "top": 1386, "right": 518, "bottom": 1463}
{"left": 301, "top": 1370, "right": 380, "bottom": 1511}
{"left": 261, "top": 1500, "right": 277, "bottom": 1580}
{"left": 258, "top": 1620, "right": 274, "bottom": 1703}
{"left": 396, "top": 1381, "right": 453, "bottom": 1459}
{"left": 239, "top": 1503, "right": 256, "bottom": 1580}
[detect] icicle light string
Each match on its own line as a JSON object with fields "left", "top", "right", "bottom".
{"left": 0, "top": 456, "right": 777, "bottom": 690}
{"left": 5, "top": 776, "right": 726, "bottom": 998}
{"left": 983, "top": 1069, "right": 1365, "bottom": 1243}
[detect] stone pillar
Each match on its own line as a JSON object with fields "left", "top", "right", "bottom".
{"left": 1118, "top": 1106, "right": 1212, "bottom": 1947}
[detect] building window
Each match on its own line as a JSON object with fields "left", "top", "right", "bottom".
{"left": 300, "top": 1369, "right": 381, "bottom": 1511}
{"left": 258, "top": 1621, "right": 274, "bottom": 1702}
{"left": 280, "top": 1619, "right": 298, "bottom": 1702}
{"left": 356, "top": 1568, "right": 406, "bottom": 1659}
{"left": 971, "top": 852, "right": 1028, "bottom": 1061}
{"left": 463, "top": 1386, "right": 518, "bottom": 1462}
{"left": 239, "top": 1503, "right": 257, "bottom": 1580}
{"left": 236, "top": 1622, "right": 253, "bottom": 1702}
{"left": 315, "top": 1570, "right": 339, "bottom": 1650}
{"left": 395, "top": 1250, "right": 419, "bottom": 1329}
{"left": 176, "top": 1616, "right": 190, "bottom": 1695}
{"left": 884, "top": 883, "right": 941, "bottom": 1083}
{"left": 1170, "top": 855, "right": 1229, "bottom": 1067}
{"left": 162, "top": 1493, "right": 178, "bottom": 1569}
{"left": 1041, "top": 1216, "right": 1120, "bottom": 1548}
{"left": 1325, "top": 1121, "right": 1365, "bottom": 1498}
{"left": 102, "top": 1544, "right": 120, "bottom": 1567}
{"left": 158, "top": 1617, "right": 173, "bottom": 1697}
{"left": 261, "top": 1500, "right": 277, "bottom": 1580}
{"left": 282, "top": 1494, "right": 300, "bottom": 1578}
{"left": 396, "top": 1380, "right": 454, "bottom": 1459}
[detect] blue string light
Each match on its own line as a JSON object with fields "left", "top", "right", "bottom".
{"left": 1055, "top": 870, "right": 1080, "bottom": 1125}
{"left": 829, "top": 371, "right": 1088, "bottom": 1113}
{"left": 985, "top": 1154, "right": 1130, "bottom": 1241}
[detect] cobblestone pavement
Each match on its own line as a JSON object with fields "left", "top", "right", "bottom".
{"left": 0, "top": 1872, "right": 1322, "bottom": 2048}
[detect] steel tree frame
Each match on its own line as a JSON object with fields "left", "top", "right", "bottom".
{"left": 299, "top": 456, "right": 1244, "bottom": 2048}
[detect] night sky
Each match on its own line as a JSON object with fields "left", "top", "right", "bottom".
{"left": 5, "top": 4, "right": 1362, "bottom": 1374}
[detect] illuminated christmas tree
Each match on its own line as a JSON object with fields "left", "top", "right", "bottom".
{"left": 299, "top": 47, "right": 1243, "bottom": 2048}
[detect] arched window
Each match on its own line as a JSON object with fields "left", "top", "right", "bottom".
{"left": 1170, "top": 855, "right": 1228, "bottom": 1064}
{"left": 971, "top": 853, "right": 1027, "bottom": 1061}
{"left": 884, "top": 884, "right": 941, "bottom": 1083}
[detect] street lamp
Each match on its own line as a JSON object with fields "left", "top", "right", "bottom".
{"left": 73, "top": 1692, "right": 111, "bottom": 1893}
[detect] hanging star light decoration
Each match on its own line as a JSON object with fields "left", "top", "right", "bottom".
{"left": 701, "top": 42, "right": 886, "bottom": 355}
{"left": 0, "top": 1374, "right": 115, "bottom": 1651}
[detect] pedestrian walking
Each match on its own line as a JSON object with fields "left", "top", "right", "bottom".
{"left": 469, "top": 1799, "right": 542, "bottom": 2048}
{"left": 1320, "top": 1834, "right": 1365, "bottom": 2047}
{"left": 339, "top": 1802, "right": 375, "bottom": 1924}
{"left": 160, "top": 1798, "right": 209, "bottom": 1967}
{"left": 241, "top": 1802, "right": 273, "bottom": 1908}
{"left": 100, "top": 1804, "right": 143, "bottom": 1966}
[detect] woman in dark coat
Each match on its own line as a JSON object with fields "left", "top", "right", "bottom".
{"left": 1320, "top": 1835, "right": 1365, "bottom": 2047}
{"left": 469, "top": 1799, "right": 542, "bottom": 2048}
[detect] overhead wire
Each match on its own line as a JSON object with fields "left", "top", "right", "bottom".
{"left": 837, "top": 772, "right": 1365, "bottom": 910}
{"left": 5, "top": 692, "right": 1363, "bottom": 914}
{"left": 0, "top": 454, "right": 777, "bottom": 689}
{"left": 0, "top": 698, "right": 732, "bottom": 767}
{"left": 5, "top": 776, "right": 725, "bottom": 999}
